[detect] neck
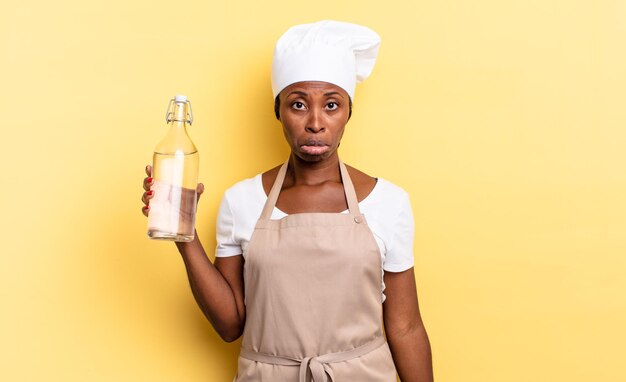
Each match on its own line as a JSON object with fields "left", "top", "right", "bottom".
{"left": 287, "top": 152, "right": 341, "bottom": 186}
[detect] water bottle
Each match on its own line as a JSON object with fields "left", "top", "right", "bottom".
{"left": 147, "top": 95, "right": 199, "bottom": 242}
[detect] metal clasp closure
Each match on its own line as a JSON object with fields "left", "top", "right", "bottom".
{"left": 165, "top": 98, "right": 194, "bottom": 125}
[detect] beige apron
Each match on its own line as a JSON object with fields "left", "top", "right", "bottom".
{"left": 234, "top": 159, "right": 397, "bottom": 382}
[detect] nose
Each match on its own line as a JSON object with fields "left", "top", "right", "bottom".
{"left": 305, "top": 109, "right": 325, "bottom": 134}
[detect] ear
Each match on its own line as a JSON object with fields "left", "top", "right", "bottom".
{"left": 274, "top": 95, "right": 282, "bottom": 121}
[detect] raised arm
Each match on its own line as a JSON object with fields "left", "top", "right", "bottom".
{"left": 142, "top": 165, "right": 246, "bottom": 342}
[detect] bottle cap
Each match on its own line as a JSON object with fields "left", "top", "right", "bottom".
{"left": 175, "top": 94, "right": 187, "bottom": 102}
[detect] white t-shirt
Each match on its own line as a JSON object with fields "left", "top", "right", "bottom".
{"left": 215, "top": 173, "right": 415, "bottom": 303}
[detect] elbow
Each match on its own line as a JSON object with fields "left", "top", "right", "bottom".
{"left": 205, "top": 307, "right": 246, "bottom": 343}
{"left": 218, "top": 321, "right": 245, "bottom": 343}
{"left": 221, "top": 331, "right": 242, "bottom": 343}
{"left": 386, "top": 319, "right": 427, "bottom": 340}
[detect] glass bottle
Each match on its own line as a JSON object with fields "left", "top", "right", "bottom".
{"left": 147, "top": 95, "right": 199, "bottom": 242}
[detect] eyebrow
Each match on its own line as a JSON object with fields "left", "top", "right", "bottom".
{"left": 323, "top": 91, "right": 344, "bottom": 98}
{"left": 286, "top": 90, "right": 345, "bottom": 99}
{"left": 287, "top": 91, "right": 308, "bottom": 97}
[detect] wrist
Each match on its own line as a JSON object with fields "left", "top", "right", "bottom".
{"left": 175, "top": 229, "right": 201, "bottom": 250}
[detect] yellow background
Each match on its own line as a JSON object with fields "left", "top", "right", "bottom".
{"left": 1, "top": 0, "right": 624, "bottom": 381}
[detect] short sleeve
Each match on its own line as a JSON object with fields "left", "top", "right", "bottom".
{"left": 383, "top": 191, "right": 415, "bottom": 272}
{"left": 215, "top": 193, "right": 243, "bottom": 257}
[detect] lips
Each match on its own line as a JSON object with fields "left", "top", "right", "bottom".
{"left": 300, "top": 139, "right": 330, "bottom": 155}
{"left": 302, "top": 139, "right": 326, "bottom": 147}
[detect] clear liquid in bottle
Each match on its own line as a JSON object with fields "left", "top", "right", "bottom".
{"left": 147, "top": 95, "right": 199, "bottom": 242}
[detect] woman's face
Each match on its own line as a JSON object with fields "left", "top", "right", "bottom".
{"left": 278, "top": 81, "right": 351, "bottom": 162}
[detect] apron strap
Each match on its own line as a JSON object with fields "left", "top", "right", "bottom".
{"left": 338, "top": 160, "right": 361, "bottom": 215}
{"left": 259, "top": 161, "right": 289, "bottom": 220}
{"left": 259, "top": 158, "right": 362, "bottom": 221}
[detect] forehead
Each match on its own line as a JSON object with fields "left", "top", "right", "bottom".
{"left": 281, "top": 81, "right": 348, "bottom": 97}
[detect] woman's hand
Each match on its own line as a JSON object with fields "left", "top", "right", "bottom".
{"left": 141, "top": 164, "right": 205, "bottom": 217}
{"left": 141, "top": 165, "right": 154, "bottom": 217}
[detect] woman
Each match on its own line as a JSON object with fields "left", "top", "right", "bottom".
{"left": 141, "top": 20, "right": 433, "bottom": 382}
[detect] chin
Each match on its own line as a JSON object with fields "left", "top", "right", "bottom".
{"left": 294, "top": 150, "right": 334, "bottom": 163}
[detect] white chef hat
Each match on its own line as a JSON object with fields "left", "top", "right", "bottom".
{"left": 271, "top": 20, "right": 381, "bottom": 100}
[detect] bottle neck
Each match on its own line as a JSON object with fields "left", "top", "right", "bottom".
{"left": 170, "top": 101, "right": 189, "bottom": 127}
{"left": 155, "top": 98, "right": 197, "bottom": 154}
{"left": 164, "top": 101, "right": 190, "bottom": 147}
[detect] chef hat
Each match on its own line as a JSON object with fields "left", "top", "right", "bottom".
{"left": 271, "top": 20, "right": 381, "bottom": 100}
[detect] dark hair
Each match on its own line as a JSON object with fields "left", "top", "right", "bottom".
{"left": 274, "top": 96, "right": 353, "bottom": 120}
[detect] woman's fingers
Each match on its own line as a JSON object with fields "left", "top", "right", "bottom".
{"left": 144, "top": 165, "right": 153, "bottom": 190}
{"left": 141, "top": 189, "right": 154, "bottom": 217}
{"left": 142, "top": 165, "right": 204, "bottom": 217}
{"left": 143, "top": 177, "right": 153, "bottom": 191}
{"left": 196, "top": 183, "right": 205, "bottom": 203}
{"left": 141, "top": 190, "right": 154, "bottom": 205}
{"left": 142, "top": 164, "right": 153, "bottom": 217}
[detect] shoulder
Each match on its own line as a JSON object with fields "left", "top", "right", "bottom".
{"left": 218, "top": 172, "right": 266, "bottom": 227}
{"left": 373, "top": 178, "right": 410, "bottom": 200}
{"left": 344, "top": 164, "right": 378, "bottom": 203}
{"left": 342, "top": 163, "right": 410, "bottom": 204}
{"left": 369, "top": 178, "right": 411, "bottom": 216}
{"left": 223, "top": 174, "right": 260, "bottom": 200}
{"left": 261, "top": 164, "right": 283, "bottom": 197}
{"left": 221, "top": 170, "right": 270, "bottom": 213}
{"left": 342, "top": 163, "right": 411, "bottom": 206}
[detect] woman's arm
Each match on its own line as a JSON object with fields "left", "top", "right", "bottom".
{"left": 142, "top": 165, "right": 245, "bottom": 342}
{"left": 175, "top": 237, "right": 246, "bottom": 342}
{"left": 383, "top": 267, "right": 433, "bottom": 382}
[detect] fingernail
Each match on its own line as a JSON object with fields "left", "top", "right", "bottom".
{"left": 147, "top": 190, "right": 154, "bottom": 196}
{"left": 147, "top": 177, "right": 153, "bottom": 183}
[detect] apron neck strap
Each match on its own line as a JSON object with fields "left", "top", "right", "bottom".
{"left": 260, "top": 158, "right": 361, "bottom": 220}
{"left": 339, "top": 160, "right": 361, "bottom": 215}
{"left": 260, "top": 161, "right": 289, "bottom": 220}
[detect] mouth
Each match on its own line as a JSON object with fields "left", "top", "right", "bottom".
{"left": 299, "top": 140, "right": 330, "bottom": 156}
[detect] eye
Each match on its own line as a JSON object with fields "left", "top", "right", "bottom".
{"left": 291, "top": 101, "right": 306, "bottom": 110}
{"left": 326, "top": 102, "right": 339, "bottom": 111}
